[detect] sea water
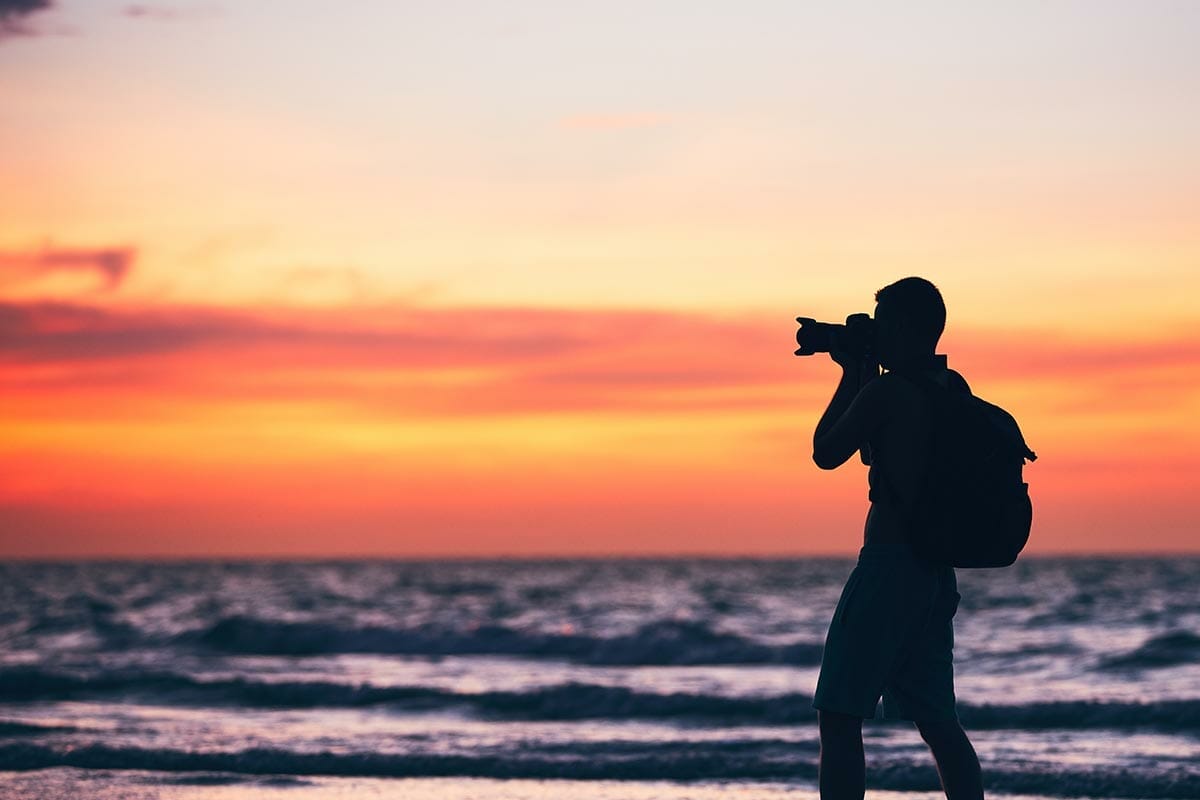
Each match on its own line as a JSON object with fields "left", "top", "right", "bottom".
{"left": 0, "top": 558, "right": 1196, "bottom": 799}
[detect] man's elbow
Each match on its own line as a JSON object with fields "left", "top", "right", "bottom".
{"left": 812, "top": 446, "right": 841, "bottom": 471}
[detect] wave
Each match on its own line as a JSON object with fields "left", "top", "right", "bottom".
{"left": 0, "top": 667, "right": 817, "bottom": 722}
{"left": 0, "top": 741, "right": 1196, "bottom": 799}
{"left": 175, "top": 616, "right": 826, "bottom": 666}
{"left": 957, "top": 698, "right": 1200, "bottom": 732}
{"left": 0, "top": 720, "right": 75, "bottom": 737}
{"left": 4, "top": 667, "right": 1199, "bottom": 732}
{"left": 1099, "top": 630, "right": 1200, "bottom": 671}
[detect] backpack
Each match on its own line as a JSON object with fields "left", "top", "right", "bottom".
{"left": 892, "top": 370, "right": 1037, "bottom": 568}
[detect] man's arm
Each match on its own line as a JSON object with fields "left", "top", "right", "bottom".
{"left": 812, "top": 361, "right": 887, "bottom": 470}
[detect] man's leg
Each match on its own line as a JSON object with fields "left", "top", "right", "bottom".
{"left": 818, "top": 710, "right": 864, "bottom": 800}
{"left": 914, "top": 717, "right": 984, "bottom": 800}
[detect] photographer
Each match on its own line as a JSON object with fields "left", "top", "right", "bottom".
{"left": 805, "top": 277, "right": 984, "bottom": 800}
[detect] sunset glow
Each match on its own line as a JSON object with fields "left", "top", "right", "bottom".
{"left": 2, "top": 2, "right": 1197, "bottom": 556}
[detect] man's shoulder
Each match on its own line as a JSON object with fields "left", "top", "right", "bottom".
{"left": 881, "top": 366, "right": 971, "bottom": 395}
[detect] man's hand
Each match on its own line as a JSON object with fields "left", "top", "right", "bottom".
{"left": 813, "top": 327, "right": 884, "bottom": 470}
{"left": 830, "top": 331, "right": 880, "bottom": 390}
{"left": 828, "top": 316, "right": 878, "bottom": 379}
{"left": 828, "top": 336, "right": 858, "bottom": 369}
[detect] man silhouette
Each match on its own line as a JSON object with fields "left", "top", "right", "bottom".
{"left": 810, "top": 277, "right": 984, "bottom": 800}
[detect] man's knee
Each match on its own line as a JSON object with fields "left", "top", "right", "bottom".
{"left": 914, "top": 716, "right": 965, "bottom": 747}
{"left": 819, "top": 709, "right": 863, "bottom": 741}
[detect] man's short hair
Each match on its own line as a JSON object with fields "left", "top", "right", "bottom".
{"left": 875, "top": 277, "right": 946, "bottom": 351}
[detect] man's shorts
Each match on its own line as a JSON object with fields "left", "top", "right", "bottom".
{"left": 813, "top": 541, "right": 961, "bottom": 722}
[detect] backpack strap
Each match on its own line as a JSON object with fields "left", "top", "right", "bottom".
{"left": 893, "top": 367, "right": 1037, "bottom": 465}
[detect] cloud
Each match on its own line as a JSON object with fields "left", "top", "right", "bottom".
{"left": 0, "top": 297, "right": 1197, "bottom": 421}
{"left": 122, "top": 3, "right": 220, "bottom": 22}
{"left": 0, "top": 244, "right": 136, "bottom": 292}
{"left": 0, "top": 301, "right": 802, "bottom": 417}
{"left": 0, "top": 301, "right": 594, "bottom": 366}
{"left": 0, "top": 0, "right": 51, "bottom": 36}
{"left": 0, "top": 301, "right": 227, "bottom": 362}
{"left": 947, "top": 327, "right": 1200, "bottom": 379}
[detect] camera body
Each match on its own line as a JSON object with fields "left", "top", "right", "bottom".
{"left": 794, "top": 313, "right": 876, "bottom": 359}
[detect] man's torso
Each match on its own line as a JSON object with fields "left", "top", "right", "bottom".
{"left": 862, "top": 367, "right": 960, "bottom": 546}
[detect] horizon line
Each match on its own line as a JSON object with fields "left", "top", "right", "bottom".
{"left": 4, "top": 551, "right": 1197, "bottom": 563}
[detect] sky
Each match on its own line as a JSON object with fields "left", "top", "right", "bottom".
{"left": 1, "top": 1, "right": 1197, "bottom": 557}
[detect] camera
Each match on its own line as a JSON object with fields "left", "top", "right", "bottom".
{"left": 794, "top": 313, "right": 876, "bottom": 359}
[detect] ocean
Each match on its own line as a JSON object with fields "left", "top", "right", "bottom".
{"left": 0, "top": 558, "right": 1197, "bottom": 799}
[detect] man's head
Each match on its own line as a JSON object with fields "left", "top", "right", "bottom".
{"left": 873, "top": 277, "right": 945, "bottom": 369}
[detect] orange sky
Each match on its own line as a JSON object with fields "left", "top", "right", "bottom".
{"left": 1, "top": 2, "right": 1198, "bottom": 556}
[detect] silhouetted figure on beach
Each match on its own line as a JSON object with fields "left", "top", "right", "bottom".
{"left": 810, "top": 277, "right": 984, "bottom": 800}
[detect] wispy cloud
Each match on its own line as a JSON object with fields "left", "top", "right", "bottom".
{"left": 0, "top": 0, "right": 51, "bottom": 37}
{"left": 948, "top": 328, "right": 1200, "bottom": 379}
{"left": 0, "top": 300, "right": 800, "bottom": 418}
{"left": 0, "top": 244, "right": 136, "bottom": 292}
{"left": 0, "top": 301, "right": 588, "bottom": 366}
{"left": 122, "top": 3, "right": 220, "bottom": 22}
{"left": 0, "top": 297, "right": 1196, "bottom": 420}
